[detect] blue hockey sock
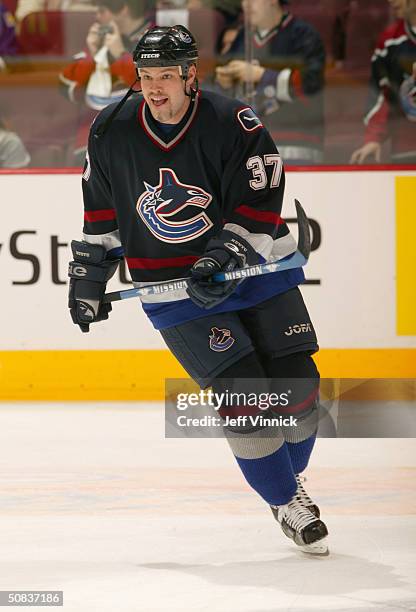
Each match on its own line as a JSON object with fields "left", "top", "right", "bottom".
{"left": 286, "top": 432, "right": 317, "bottom": 474}
{"left": 235, "top": 443, "right": 297, "bottom": 506}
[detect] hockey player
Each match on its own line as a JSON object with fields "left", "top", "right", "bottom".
{"left": 351, "top": 0, "right": 416, "bottom": 164}
{"left": 68, "top": 25, "right": 329, "bottom": 555}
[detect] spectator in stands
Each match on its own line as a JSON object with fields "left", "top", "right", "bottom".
{"left": 213, "top": 0, "right": 326, "bottom": 164}
{"left": 350, "top": 0, "right": 416, "bottom": 164}
{"left": 59, "top": 0, "right": 152, "bottom": 164}
{"left": 0, "top": 114, "right": 30, "bottom": 167}
{"left": 0, "top": 1, "right": 18, "bottom": 68}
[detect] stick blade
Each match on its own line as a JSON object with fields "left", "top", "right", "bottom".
{"left": 294, "top": 199, "right": 311, "bottom": 259}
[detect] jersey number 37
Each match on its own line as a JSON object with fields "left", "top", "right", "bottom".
{"left": 247, "top": 154, "right": 283, "bottom": 191}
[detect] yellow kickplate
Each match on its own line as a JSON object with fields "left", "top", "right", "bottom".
{"left": 396, "top": 176, "right": 416, "bottom": 335}
{"left": 0, "top": 349, "right": 415, "bottom": 401}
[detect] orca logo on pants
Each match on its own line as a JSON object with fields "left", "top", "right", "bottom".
{"left": 209, "top": 327, "right": 235, "bottom": 352}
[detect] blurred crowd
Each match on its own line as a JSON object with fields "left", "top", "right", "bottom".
{"left": 0, "top": 0, "right": 415, "bottom": 167}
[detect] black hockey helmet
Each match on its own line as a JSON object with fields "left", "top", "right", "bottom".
{"left": 133, "top": 25, "right": 198, "bottom": 78}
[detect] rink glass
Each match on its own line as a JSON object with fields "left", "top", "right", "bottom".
{"left": 0, "top": 0, "right": 413, "bottom": 168}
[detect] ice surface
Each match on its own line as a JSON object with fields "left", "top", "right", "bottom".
{"left": 0, "top": 403, "right": 415, "bottom": 612}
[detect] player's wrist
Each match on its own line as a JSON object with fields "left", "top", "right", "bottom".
{"left": 206, "top": 230, "right": 259, "bottom": 269}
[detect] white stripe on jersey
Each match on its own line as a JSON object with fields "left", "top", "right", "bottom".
{"left": 364, "top": 93, "right": 385, "bottom": 126}
{"left": 83, "top": 229, "right": 122, "bottom": 252}
{"left": 371, "top": 35, "right": 408, "bottom": 61}
{"left": 223, "top": 223, "right": 274, "bottom": 260}
{"left": 276, "top": 69, "right": 293, "bottom": 103}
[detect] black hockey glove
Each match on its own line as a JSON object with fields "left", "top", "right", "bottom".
{"left": 68, "top": 240, "right": 120, "bottom": 333}
{"left": 186, "top": 230, "right": 258, "bottom": 309}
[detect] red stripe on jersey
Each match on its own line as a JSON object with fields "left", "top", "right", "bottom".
{"left": 126, "top": 255, "right": 199, "bottom": 270}
{"left": 84, "top": 209, "right": 116, "bottom": 222}
{"left": 291, "top": 69, "right": 308, "bottom": 103}
{"left": 376, "top": 19, "right": 406, "bottom": 51}
{"left": 235, "top": 205, "right": 283, "bottom": 225}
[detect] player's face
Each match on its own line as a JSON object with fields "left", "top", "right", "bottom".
{"left": 140, "top": 66, "right": 196, "bottom": 124}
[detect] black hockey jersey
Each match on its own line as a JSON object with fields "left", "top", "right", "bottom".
{"left": 82, "top": 89, "right": 303, "bottom": 329}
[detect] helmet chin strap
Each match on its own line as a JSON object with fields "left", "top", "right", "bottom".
{"left": 180, "top": 64, "right": 199, "bottom": 100}
{"left": 95, "top": 78, "right": 140, "bottom": 137}
{"left": 185, "top": 79, "right": 199, "bottom": 101}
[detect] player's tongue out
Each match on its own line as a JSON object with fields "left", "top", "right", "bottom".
{"left": 152, "top": 97, "right": 168, "bottom": 107}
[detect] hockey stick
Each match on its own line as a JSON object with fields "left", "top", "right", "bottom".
{"left": 103, "top": 200, "right": 310, "bottom": 304}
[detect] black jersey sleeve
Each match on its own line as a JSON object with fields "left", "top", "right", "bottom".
{"left": 81, "top": 126, "right": 123, "bottom": 254}
{"left": 220, "top": 107, "right": 294, "bottom": 262}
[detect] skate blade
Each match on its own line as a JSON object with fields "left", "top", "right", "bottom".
{"left": 298, "top": 537, "right": 329, "bottom": 556}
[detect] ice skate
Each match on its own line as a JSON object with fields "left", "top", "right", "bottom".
{"left": 295, "top": 474, "right": 320, "bottom": 518}
{"left": 269, "top": 473, "right": 320, "bottom": 522}
{"left": 271, "top": 496, "right": 329, "bottom": 556}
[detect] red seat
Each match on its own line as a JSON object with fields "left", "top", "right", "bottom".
{"left": 18, "top": 11, "right": 64, "bottom": 55}
{"left": 188, "top": 8, "right": 226, "bottom": 59}
{"left": 17, "top": 11, "right": 93, "bottom": 57}
{"left": 344, "top": 0, "right": 391, "bottom": 69}
{"left": 2, "top": 0, "right": 18, "bottom": 15}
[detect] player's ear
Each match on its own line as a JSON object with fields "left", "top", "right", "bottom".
{"left": 187, "top": 64, "right": 197, "bottom": 86}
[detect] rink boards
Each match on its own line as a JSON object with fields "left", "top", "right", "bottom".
{"left": 0, "top": 169, "right": 415, "bottom": 399}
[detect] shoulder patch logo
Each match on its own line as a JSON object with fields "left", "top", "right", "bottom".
{"left": 237, "top": 107, "right": 263, "bottom": 132}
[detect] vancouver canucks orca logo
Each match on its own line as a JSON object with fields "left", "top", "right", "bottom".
{"left": 137, "top": 168, "right": 213, "bottom": 243}
{"left": 209, "top": 327, "right": 235, "bottom": 352}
